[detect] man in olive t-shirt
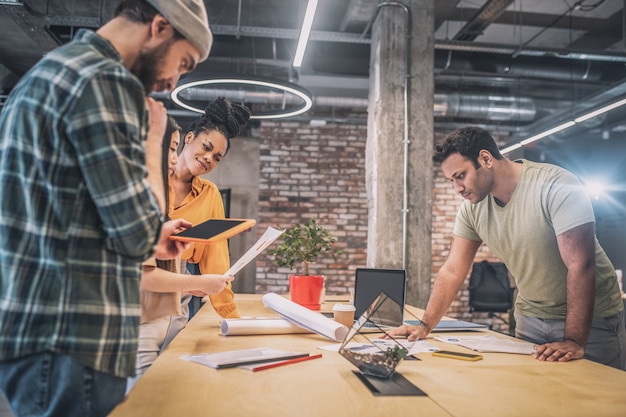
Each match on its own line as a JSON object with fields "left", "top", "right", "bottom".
{"left": 389, "top": 126, "right": 625, "bottom": 370}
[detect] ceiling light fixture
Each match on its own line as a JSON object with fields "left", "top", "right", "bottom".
{"left": 292, "top": 0, "right": 318, "bottom": 68}
{"left": 170, "top": 77, "right": 313, "bottom": 119}
{"left": 500, "top": 97, "right": 626, "bottom": 154}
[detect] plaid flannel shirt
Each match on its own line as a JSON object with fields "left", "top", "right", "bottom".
{"left": 0, "top": 30, "right": 162, "bottom": 377}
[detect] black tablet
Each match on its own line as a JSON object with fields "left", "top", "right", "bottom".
{"left": 170, "top": 218, "right": 256, "bottom": 244}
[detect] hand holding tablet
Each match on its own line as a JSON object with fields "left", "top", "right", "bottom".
{"left": 169, "top": 218, "right": 256, "bottom": 244}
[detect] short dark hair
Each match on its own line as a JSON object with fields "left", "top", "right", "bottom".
{"left": 113, "top": 0, "right": 183, "bottom": 40}
{"left": 433, "top": 126, "right": 503, "bottom": 168}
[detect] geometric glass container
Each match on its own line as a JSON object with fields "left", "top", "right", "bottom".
{"left": 339, "top": 293, "right": 416, "bottom": 379}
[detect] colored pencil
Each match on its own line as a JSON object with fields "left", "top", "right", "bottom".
{"left": 251, "top": 354, "right": 323, "bottom": 372}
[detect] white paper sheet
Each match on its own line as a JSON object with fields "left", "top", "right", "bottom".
{"left": 320, "top": 340, "right": 438, "bottom": 355}
{"left": 220, "top": 318, "right": 312, "bottom": 336}
{"left": 225, "top": 227, "right": 284, "bottom": 276}
{"left": 262, "top": 293, "right": 349, "bottom": 342}
{"left": 181, "top": 347, "right": 307, "bottom": 369}
{"left": 435, "top": 335, "right": 535, "bottom": 355}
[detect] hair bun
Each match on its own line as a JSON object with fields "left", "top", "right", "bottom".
{"left": 203, "top": 97, "right": 252, "bottom": 139}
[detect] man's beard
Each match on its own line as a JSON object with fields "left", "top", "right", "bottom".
{"left": 131, "top": 40, "right": 172, "bottom": 95}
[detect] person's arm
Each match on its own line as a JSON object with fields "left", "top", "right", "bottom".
{"left": 141, "top": 265, "right": 233, "bottom": 295}
{"left": 200, "top": 240, "right": 240, "bottom": 317}
{"left": 387, "top": 235, "right": 482, "bottom": 341}
{"left": 196, "top": 184, "right": 240, "bottom": 318}
{"left": 144, "top": 97, "right": 167, "bottom": 213}
{"left": 533, "top": 222, "right": 595, "bottom": 363}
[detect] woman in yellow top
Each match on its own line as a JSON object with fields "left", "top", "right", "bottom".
{"left": 127, "top": 115, "right": 234, "bottom": 393}
{"left": 171, "top": 97, "right": 251, "bottom": 318}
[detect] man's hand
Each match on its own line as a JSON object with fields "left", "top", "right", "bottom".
{"left": 146, "top": 97, "right": 168, "bottom": 145}
{"left": 382, "top": 324, "right": 428, "bottom": 342}
{"left": 186, "top": 275, "right": 234, "bottom": 297}
{"left": 533, "top": 340, "right": 585, "bottom": 363}
{"left": 145, "top": 97, "right": 168, "bottom": 213}
{"left": 154, "top": 219, "right": 192, "bottom": 259}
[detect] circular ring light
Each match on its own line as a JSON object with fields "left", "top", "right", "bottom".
{"left": 171, "top": 77, "right": 313, "bottom": 119}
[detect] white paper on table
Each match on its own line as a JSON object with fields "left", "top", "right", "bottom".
{"left": 181, "top": 347, "right": 306, "bottom": 369}
{"left": 367, "top": 339, "right": 438, "bottom": 355}
{"left": 407, "top": 340, "right": 440, "bottom": 354}
{"left": 319, "top": 342, "right": 368, "bottom": 352}
{"left": 434, "top": 335, "right": 492, "bottom": 345}
{"left": 319, "top": 339, "right": 438, "bottom": 355}
{"left": 435, "top": 335, "right": 535, "bottom": 355}
{"left": 262, "top": 293, "right": 349, "bottom": 342}
{"left": 225, "top": 227, "right": 284, "bottom": 276}
{"left": 220, "top": 317, "right": 312, "bottom": 336}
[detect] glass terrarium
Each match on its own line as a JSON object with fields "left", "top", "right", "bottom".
{"left": 338, "top": 293, "right": 415, "bottom": 379}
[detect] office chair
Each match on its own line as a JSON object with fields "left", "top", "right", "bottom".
{"left": 468, "top": 260, "right": 516, "bottom": 330}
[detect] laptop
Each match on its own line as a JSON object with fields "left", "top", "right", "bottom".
{"left": 353, "top": 268, "right": 406, "bottom": 328}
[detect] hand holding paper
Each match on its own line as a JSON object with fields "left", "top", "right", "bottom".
{"left": 225, "top": 227, "right": 284, "bottom": 276}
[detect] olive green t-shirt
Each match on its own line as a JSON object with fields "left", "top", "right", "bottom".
{"left": 454, "top": 159, "right": 622, "bottom": 319}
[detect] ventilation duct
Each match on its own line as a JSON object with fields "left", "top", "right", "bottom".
{"left": 434, "top": 52, "right": 605, "bottom": 82}
{"left": 435, "top": 94, "right": 536, "bottom": 122}
{"left": 163, "top": 88, "right": 536, "bottom": 122}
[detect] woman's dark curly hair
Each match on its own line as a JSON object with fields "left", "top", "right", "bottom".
{"left": 184, "top": 97, "right": 252, "bottom": 155}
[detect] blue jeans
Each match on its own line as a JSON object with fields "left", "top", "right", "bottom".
{"left": 515, "top": 311, "right": 626, "bottom": 370}
{"left": 0, "top": 351, "right": 127, "bottom": 417}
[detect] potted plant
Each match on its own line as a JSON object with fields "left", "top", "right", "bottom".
{"left": 269, "top": 218, "right": 341, "bottom": 310}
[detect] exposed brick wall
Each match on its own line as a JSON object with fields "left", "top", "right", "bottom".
{"left": 255, "top": 120, "right": 368, "bottom": 296}
{"left": 255, "top": 122, "right": 511, "bottom": 333}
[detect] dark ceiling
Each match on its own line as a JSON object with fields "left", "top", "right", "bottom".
{"left": 2, "top": 0, "right": 626, "bottom": 154}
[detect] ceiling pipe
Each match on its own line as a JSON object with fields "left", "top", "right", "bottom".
{"left": 434, "top": 94, "right": 536, "bottom": 122}
{"left": 434, "top": 52, "right": 606, "bottom": 82}
{"left": 207, "top": 25, "right": 626, "bottom": 63}
{"left": 453, "top": 0, "right": 515, "bottom": 42}
{"left": 158, "top": 89, "right": 537, "bottom": 122}
{"left": 436, "top": 40, "right": 626, "bottom": 63}
{"left": 493, "top": 60, "right": 600, "bottom": 82}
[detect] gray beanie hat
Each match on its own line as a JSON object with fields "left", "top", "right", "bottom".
{"left": 146, "top": 0, "right": 213, "bottom": 62}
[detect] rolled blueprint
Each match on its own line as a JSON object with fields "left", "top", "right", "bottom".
{"left": 220, "top": 318, "right": 312, "bottom": 336}
{"left": 261, "top": 293, "right": 349, "bottom": 342}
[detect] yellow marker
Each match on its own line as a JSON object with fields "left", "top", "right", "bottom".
{"left": 432, "top": 350, "right": 483, "bottom": 361}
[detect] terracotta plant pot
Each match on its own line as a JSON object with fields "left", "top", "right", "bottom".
{"left": 289, "top": 275, "right": 324, "bottom": 310}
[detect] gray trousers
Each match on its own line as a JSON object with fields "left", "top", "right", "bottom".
{"left": 514, "top": 311, "right": 626, "bottom": 370}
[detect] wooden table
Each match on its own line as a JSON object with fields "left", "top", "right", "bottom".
{"left": 110, "top": 294, "right": 626, "bottom": 417}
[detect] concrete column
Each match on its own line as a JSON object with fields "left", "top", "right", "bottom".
{"left": 366, "top": 0, "right": 434, "bottom": 308}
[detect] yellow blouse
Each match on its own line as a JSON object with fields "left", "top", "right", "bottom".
{"left": 171, "top": 176, "right": 239, "bottom": 318}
